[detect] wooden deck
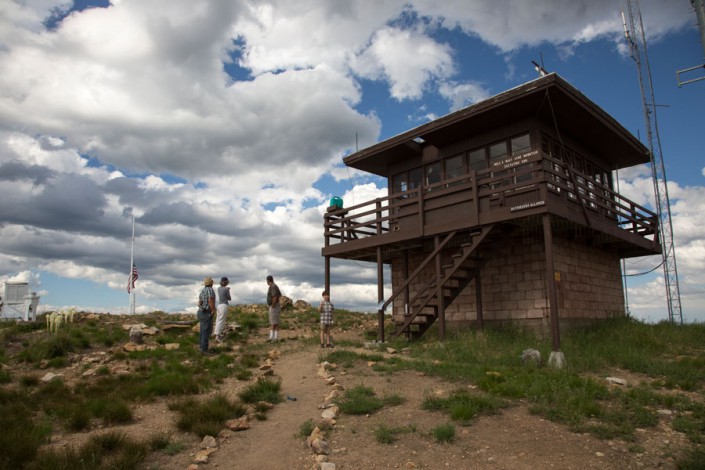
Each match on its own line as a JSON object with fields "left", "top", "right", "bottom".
{"left": 323, "top": 151, "right": 661, "bottom": 262}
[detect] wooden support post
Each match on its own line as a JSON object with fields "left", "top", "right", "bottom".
{"left": 434, "top": 236, "right": 446, "bottom": 341}
{"left": 324, "top": 256, "right": 330, "bottom": 294}
{"left": 377, "top": 246, "right": 385, "bottom": 343}
{"left": 475, "top": 269, "right": 483, "bottom": 330}
{"left": 403, "top": 250, "right": 409, "bottom": 314}
{"left": 542, "top": 214, "right": 561, "bottom": 351}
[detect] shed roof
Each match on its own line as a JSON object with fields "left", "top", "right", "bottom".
{"left": 344, "top": 73, "right": 648, "bottom": 176}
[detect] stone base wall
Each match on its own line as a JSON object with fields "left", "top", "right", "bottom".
{"left": 390, "top": 232, "right": 626, "bottom": 326}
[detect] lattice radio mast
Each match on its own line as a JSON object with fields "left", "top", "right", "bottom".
{"left": 622, "top": 0, "right": 683, "bottom": 323}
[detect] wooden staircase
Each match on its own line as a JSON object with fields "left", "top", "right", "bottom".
{"left": 390, "top": 224, "right": 503, "bottom": 340}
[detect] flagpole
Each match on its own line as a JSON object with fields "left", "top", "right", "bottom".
{"left": 130, "top": 215, "right": 135, "bottom": 315}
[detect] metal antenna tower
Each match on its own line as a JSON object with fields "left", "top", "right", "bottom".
{"left": 677, "top": 0, "right": 705, "bottom": 86}
{"left": 622, "top": 0, "right": 683, "bottom": 323}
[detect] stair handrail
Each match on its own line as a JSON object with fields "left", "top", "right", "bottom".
{"left": 380, "top": 230, "right": 458, "bottom": 312}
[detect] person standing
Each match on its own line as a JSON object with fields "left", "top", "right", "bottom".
{"left": 318, "top": 290, "right": 334, "bottom": 348}
{"left": 198, "top": 277, "right": 216, "bottom": 355}
{"left": 215, "top": 276, "right": 231, "bottom": 343}
{"left": 266, "top": 275, "right": 282, "bottom": 341}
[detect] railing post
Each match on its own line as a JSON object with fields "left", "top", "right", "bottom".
{"left": 376, "top": 200, "right": 382, "bottom": 235}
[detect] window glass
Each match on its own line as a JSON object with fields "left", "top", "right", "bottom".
{"left": 468, "top": 148, "right": 486, "bottom": 171}
{"left": 409, "top": 168, "right": 422, "bottom": 191}
{"left": 392, "top": 173, "right": 407, "bottom": 194}
{"left": 445, "top": 155, "right": 464, "bottom": 180}
{"left": 489, "top": 142, "right": 507, "bottom": 162}
{"left": 425, "top": 162, "right": 441, "bottom": 188}
{"left": 511, "top": 134, "right": 531, "bottom": 155}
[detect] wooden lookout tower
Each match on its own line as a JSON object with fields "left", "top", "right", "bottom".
{"left": 322, "top": 74, "right": 660, "bottom": 352}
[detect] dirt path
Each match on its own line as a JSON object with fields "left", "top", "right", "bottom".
{"left": 209, "top": 347, "right": 328, "bottom": 469}
{"left": 139, "top": 335, "right": 683, "bottom": 470}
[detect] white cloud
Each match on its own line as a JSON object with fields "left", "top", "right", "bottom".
{"left": 351, "top": 26, "right": 455, "bottom": 100}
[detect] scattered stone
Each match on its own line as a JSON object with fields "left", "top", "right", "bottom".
{"left": 405, "top": 462, "right": 418, "bottom": 469}
{"left": 657, "top": 409, "right": 673, "bottom": 416}
{"left": 548, "top": 351, "right": 566, "bottom": 369}
{"left": 310, "top": 437, "right": 330, "bottom": 455}
{"left": 324, "top": 390, "right": 341, "bottom": 404}
{"left": 606, "top": 377, "right": 627, "bottom": 386}
{"left": 201, "top": 435, "right": 217, "bottom": 449}
{"left": 225, "top": 416, "right": 250, "bottom": 431}
{"left": 316, "top": 419, "right": 335, "bottom": 430}
{"left": 268, "top": 349, "right": 281, "bottom": 360}
{"left": 260, "top": 369, "right": 275, "bottom": 377}
{"left": 321, "top": 405, "right": 340, "bottom": 420}
{"left": 259, "top": 364, "right": 272, "bottom": 371}
{"left": 41, "top": 372, "right": 63, "bottom": 382}
{"left": 520, "top": 348, "right": 541, "bottom": 366}
{"left": 123, "top": 343, "right": 148, "bottom": 352}
{"left": 129, "top": 326, "right": 144, "bottom": 344}
{"left": 367, "top": 361, "right": 376, "bottom": 367}
{"left": 320, "top": 462, "right": 336, "bottom": 470}
{"left": 386, "top": 347, "right": 397, "bottom": 354}
{"left": 293, "top": 300, "right": 311, "bottom": 310}
{"left": 187, "top": 465, "right": 199, "bottom": 470}
{"left": 257, "top": 401, "right": 274, "bottom": 410}
{"left": 122, "top": 323, "right": 148, "bottom": 331}
{"left": 194, "top": 448, "right": 216, "bottom": 464}
{"left": 164, "top": 343, "right": 180, "bottom": 350}
{"left": 485, "top": 371, "right": 501, "bottom": 377}
{"left": 141, "top": 326, "right": 160, "bottom": 336}
{"left": 325, "top": 377, "right": 337, "bottom": 385}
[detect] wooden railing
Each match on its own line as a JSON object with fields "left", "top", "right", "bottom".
{"left": 324, "top": 151, "right": 659, "bottom": 249}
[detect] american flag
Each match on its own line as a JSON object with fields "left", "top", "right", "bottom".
{"left": 127, "top": 263, "right": 138, "bottom": 293}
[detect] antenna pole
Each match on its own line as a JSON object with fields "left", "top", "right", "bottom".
{"left": 624, "top": 0, "right": 683, "bottom": 324}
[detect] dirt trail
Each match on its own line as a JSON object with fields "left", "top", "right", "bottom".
{"left": 140, "top": 334, "right": 683, "bottom": 470}
{"left": 209, "top": 347, "right": 327, "bottom": 469}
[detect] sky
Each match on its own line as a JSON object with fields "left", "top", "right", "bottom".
{"left": 0, "top": 0, "right": 703, "bottom": 323}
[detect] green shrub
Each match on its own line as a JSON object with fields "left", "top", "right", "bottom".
{"left": 431, "top": 423, "right": 455, "bottom": 443}
{"left": 297, "top": 419, "right": 315, "bottom": 439}
{"left": 238, "top": 378, "right": 282, "bottom": 404}
{"left": 171, "top": 394, "right": 246, "bottom": 437}
{"left": 337, "top": 385, "right": 384, "bottom": 415}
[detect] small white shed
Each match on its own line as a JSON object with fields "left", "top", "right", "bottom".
{"left": 0, "top": 282, "right": 40, "bottom": 321}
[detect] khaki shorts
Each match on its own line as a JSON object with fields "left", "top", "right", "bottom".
{"left": 268, "top": 304, "right": 281, "bottom": 325}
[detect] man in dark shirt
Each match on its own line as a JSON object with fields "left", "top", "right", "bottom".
{"left": 266, "top": 275, "right": 281, "bottom": 341}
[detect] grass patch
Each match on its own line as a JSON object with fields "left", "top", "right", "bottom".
{"left": 171, "top": 393, "right": 246, "bottom": 437}
{"left": 297, "top": 419, "right": 315, "bottom": 439}
{"left": 149, "top": 432, "right": 185, "bottom": 455}
{"left": 430, "top": 423, "right": 455, "bottom": 443}
{"left": 374, "top": 423, "right": 416, "bottom": 444}
{"left": 337, "top": 385, "right": 384, "bottom": 415}
{"left": 422, "top": 389, "right": 506, "bottom": 425}
{"left": 238, "top": 378, "right": 283, "bottom": 405}
{"left": 27, "top": 431, "right": 147, "bottom": 470}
